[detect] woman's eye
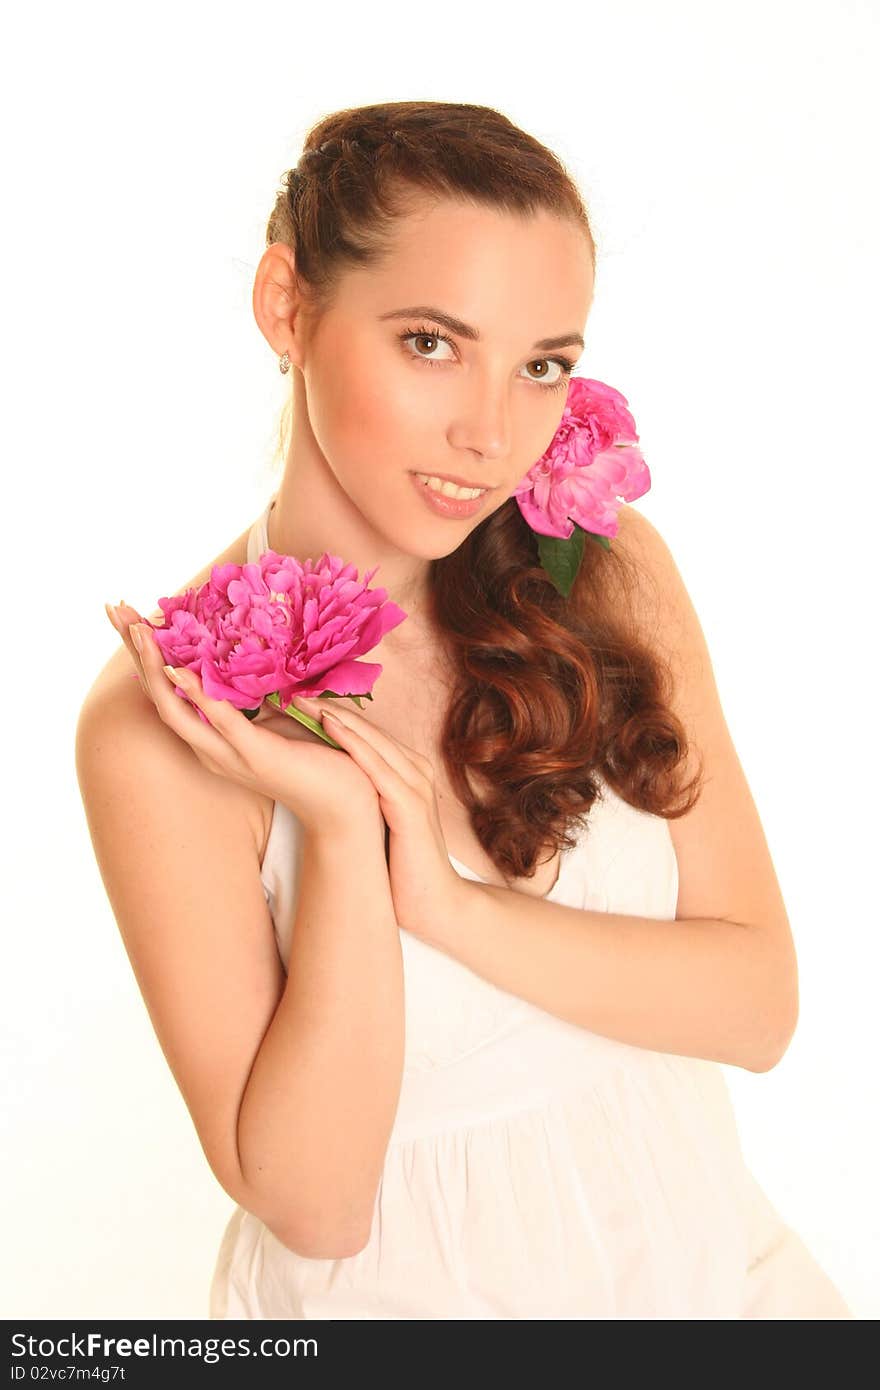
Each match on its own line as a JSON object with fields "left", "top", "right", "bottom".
{"left": 522, "top": 359, "right": 571, "bottom": 389}
{"left": 399, "top": 329, "right": 456, "bottom": 363}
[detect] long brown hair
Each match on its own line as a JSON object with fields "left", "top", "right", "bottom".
{"left": 265, "top": 101, "right": 702, "bottom": 884}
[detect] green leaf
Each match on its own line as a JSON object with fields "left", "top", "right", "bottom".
{"left": 536, "top": 527, "right": 585, "bottom": 598}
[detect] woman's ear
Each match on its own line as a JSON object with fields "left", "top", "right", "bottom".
{"left": 252, "top": 241, "right": 306, "bottom": 369}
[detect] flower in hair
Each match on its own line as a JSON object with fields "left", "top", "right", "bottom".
{"left": 513, "top": 376, "right": 651, "bottom": 597}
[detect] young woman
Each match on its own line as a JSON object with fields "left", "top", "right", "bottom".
{"left": 76, "top": 101, "right": 853, "bottom": 1319}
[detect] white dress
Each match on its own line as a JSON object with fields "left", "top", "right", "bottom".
{"left": 209, "top": 496, "right": 853, "bottom": 1320}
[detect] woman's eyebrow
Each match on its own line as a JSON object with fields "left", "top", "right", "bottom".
{"left": 378, "top": 305, "right": 584, "bottom": 352}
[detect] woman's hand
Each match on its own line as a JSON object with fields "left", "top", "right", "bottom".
{"left": 287, "top": 691, "right": 473, "bottom": 940}
{"left": 105, "top": 602, "right": 382, "bottom": 836}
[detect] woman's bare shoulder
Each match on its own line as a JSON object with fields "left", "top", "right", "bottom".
{"left": 82, "top": 517, "right": 273, "bottom": 861}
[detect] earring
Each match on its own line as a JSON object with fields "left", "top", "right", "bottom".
{"left": 279, "top": 351, "right": 291, "bottom": 374}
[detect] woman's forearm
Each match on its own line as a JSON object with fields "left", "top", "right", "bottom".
{"left": 237, "top": 806, "right": 403, "bottom": 1256}
{"left": 424, "top": 882, "right": 798, "bottom": 1073}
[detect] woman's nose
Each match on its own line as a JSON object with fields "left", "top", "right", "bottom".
{"left": 450, "top": 382, "right": 511, "bottom": 460}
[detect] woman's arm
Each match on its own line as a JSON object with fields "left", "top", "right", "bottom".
{"left": 417, "top": 885, "right": 792, "bottom": 1072}
{"left": 237, "top": 808, "right": 405, "bottom": 1257}
{"left": 315, "top": 504, "right": 798, "bottom": 1074}
{"left": 76, "top": 686, "right": 403, "bottom": 1262}
{"left": 408, "top": 506, "right": 798, "bottom": 1072}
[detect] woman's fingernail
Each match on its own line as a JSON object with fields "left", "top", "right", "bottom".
{"left": 105, "top": 603, "right": 120, "bottom": 628}
{"left": 131, "top": 625, "right": 143, "bottom": 652}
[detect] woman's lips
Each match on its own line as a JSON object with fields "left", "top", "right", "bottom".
{"left": 409, "top": 471, "right": 491, "bottom": 519}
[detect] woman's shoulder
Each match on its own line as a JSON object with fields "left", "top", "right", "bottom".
{"left": 601, "top": 503, "right": 690, "bottom": 651}
{"left": 609, "top": 502, "right": 667, "bottom": 592}
{"left": 81, "top": 517, "right": 273, "bottom": 863}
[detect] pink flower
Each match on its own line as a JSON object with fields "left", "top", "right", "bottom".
{"left": 512, "top": 376, "right": 651, "bottom": 539}
{"left": 140, "top": 549, "right": 407, "bottom": 723}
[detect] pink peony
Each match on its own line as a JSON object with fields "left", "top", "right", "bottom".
{"left": 512, "top": 376, "right": 651, "bottom": 539}
{"left": 139, "top": 548, "right": 407, "bottom": 725}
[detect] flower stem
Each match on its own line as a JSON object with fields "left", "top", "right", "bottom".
{"left": 265, "top": 691, "right": 343, "bottom": 749}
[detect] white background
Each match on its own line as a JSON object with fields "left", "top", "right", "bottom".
{"left": 2, "top": 0, "right": 876, "bottom": 1320}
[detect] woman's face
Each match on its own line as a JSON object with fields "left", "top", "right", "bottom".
{"left": 295, "top": 196, "right": 595, "bottom": 562}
